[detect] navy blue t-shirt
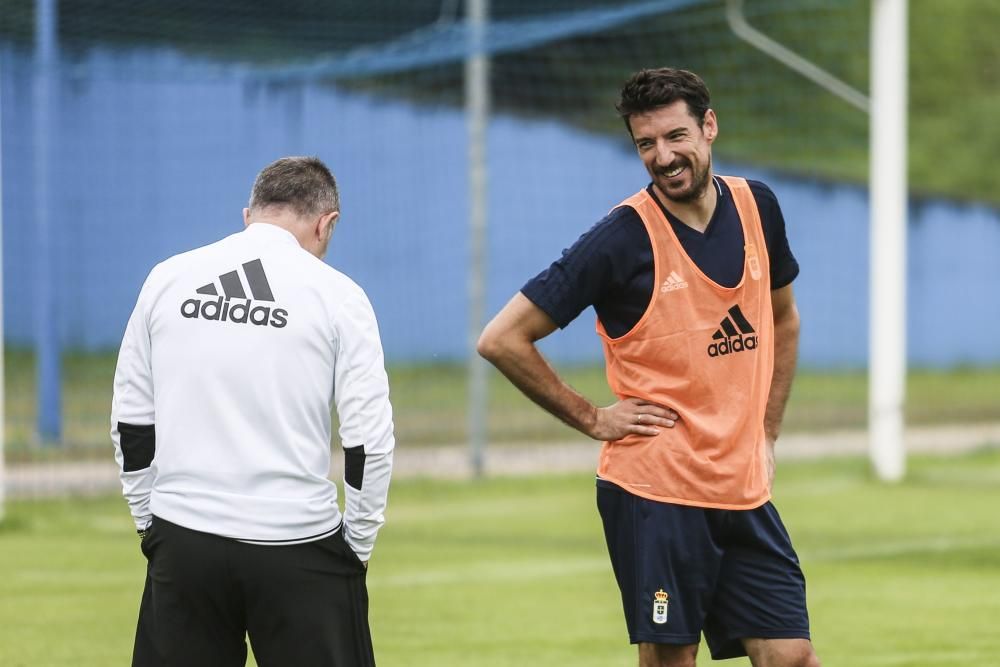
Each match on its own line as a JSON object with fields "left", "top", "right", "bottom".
{"left": 522, "top": 177, "right": 799, "bottom": 339}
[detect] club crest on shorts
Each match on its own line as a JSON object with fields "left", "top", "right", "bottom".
{"left": 652, "top": 589, "right": 669, "bottom": 624}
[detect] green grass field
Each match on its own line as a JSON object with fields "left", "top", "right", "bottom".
{"left": 2, "top": 449, "right": 999, "bottom": 666}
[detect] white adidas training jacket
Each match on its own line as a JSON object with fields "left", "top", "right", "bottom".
{"left": 111, "top": 222, "right": 394, "bottom": 561}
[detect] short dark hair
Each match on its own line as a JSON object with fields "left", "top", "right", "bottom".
{"left": 248, "top": 156, "right": 340, "bottom": 219}
{"left": 616, "top": 68, "right": 711, "bottom": 131}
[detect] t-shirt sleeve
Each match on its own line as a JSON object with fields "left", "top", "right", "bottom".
{"left": 750, "top": 180, "right": 799, "bottom": 289}
{"left": 520, "top": 206, "right": 642, "bottom": 329}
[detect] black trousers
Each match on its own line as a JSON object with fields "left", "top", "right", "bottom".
{"left": 132, "top": 516, "right": 374, "bottom": 667}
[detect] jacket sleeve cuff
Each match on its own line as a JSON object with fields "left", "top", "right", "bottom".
{"left": 342, "top": 525, "right": 374, "bottom": 562}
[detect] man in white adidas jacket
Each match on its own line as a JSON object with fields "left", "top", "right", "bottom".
{"left": 111, "top": 156, "right": 394, "bottom": 667}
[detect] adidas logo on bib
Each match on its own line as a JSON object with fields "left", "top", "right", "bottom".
{"left": 660, "top": 271, "right": 687, "bottom": 292}
{"left": 707, "top": 305, "right": 757, "bottom": 357}
{"left": 660, "top": 270, "right": 688, "bottom": 293}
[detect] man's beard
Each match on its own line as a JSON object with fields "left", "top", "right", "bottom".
{"left": 658, "top": 157, "right": 711, "bottom": 203}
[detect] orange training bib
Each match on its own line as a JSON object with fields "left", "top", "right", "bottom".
{"left": 596, "top": 176, "right": 774, "bottom": 509}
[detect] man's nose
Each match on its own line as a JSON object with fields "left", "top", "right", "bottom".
{"left": 654, "top": 141, "right": 674, "bottom": 167}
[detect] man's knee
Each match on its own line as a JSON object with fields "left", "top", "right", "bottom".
{"left": 744, "top": 637, "right": 820, "bottom": 667}
{"left": 785, "top": 650, "right": 820, "bottom": 667}
{"left": 792, "top": 651, "right": 821, "bottom": 667}
{"left": 638, "top": 642, "right": 698, "bottom": 667}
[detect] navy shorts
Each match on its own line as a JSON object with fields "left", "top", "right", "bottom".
{"left": 596, "top": 479, "right": 811, "bottom": 660}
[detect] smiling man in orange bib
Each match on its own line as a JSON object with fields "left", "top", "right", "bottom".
{"left": 478, "top": 68, "right": 819, "bottom": 667}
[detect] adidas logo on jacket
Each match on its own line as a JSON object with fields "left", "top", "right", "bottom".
{"left": 180, "top": 259, "right": 289, "bottom": 328}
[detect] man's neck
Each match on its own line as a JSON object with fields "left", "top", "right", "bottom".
{"left": 246, "top": 212, "right": 310, "bottom": 251}
{"left": 651, "top": 177, "right": 718, "bottom": 233}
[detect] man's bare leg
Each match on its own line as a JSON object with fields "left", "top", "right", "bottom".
{"left": 743, "top": 637, "right": 820, "bottom": 667}
{"left": 638, "top": 642, "right": 698, "bottom": 667}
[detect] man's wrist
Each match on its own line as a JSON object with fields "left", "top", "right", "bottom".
{"left": 582, "top": 404, "right": 600, "bottom": 438}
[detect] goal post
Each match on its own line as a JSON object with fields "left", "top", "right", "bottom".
{"left": 0, "top": 52, "right": 5, "bottom": 521}
{"left": 868, "top": 0, "right": 908, "bottom": 482}
{"left": 466, "top": 0, "right": 491, "bottom": 477}
{"left": 726, "top": 0, "right": 909, "bottom": 482}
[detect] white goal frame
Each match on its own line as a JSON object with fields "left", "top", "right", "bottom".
{"left": 727, "top": 0, "right": 908, "bottom": 481}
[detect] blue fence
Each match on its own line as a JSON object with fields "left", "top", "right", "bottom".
{"left": 3, "top": 47, "right": 999, "bottom": 368}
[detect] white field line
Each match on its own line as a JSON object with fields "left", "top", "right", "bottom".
{"left": 801, "top": 535, "right": 1000, "bottom": 562}
{"left": 367, "top": 535, "right": 1000, "bottom": 590}
{"left": 864, "top": 650, "right": 994, "bottom": 666}
{"left": 14, "top": 536, "right": 987, "bottom": 591}
{"left": 367, "top": 556, "right": 610, "bottom": 589}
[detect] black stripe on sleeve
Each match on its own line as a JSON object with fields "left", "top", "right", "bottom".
{"left": 119, "top": 423, "right": 156, "bottom": 472}
{"left": 344, "top": 446, "right": 366, "bottom": 491}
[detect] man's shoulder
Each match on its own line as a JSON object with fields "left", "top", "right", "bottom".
{"left": 745, "top": 178, "right": 778, "bottom": 205}
{"left": 313, "top": 260, "right": 367, "bottom": 297}
{"left": 152, "top": 231, "right": 240, "bottom": 272}
{"left": 718, "top": 175, "right": 777, "bottom": 201}
{"left": 292, "top": 257, "right": 374, "bottom": 314}
{"left": 719, "top": 176, "right": 782, "bottom": 222}
{"left": 580, "top": 202, "right": 646, "bottom": 246}
{"left": 151, "top": 247, "right": 377, "bottom": 335}
{"left": 607, "top": 200, "right": 645, "bottom": 223}
{"left": 551, "top": 203, "right": 649, "bottom": 272}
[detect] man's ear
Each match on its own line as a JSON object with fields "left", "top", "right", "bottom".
{"left": 243, "top": 208, "right": 252, "bottom": 227}
{"left": 702, "top": 108, "right": 719, "bottom": 143}
{"left": 320, "top": 211, "right": 340, "bottom": 240}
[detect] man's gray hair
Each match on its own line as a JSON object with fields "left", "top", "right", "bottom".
{"left": 248, "top": 156, "right": 340, "bottom": 219}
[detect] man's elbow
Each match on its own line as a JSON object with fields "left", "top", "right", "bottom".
{"left": 787, "top": 304, "right": 801, "bottom": 332}
{"left": 776, "top": 304, "right": 801, "bottom": 338}
{"left": 476, "top": 323, "right": 505, "bottom": 363}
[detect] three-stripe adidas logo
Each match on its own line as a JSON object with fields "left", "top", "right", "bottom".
{"left": 660, "top": 270, "right": 688, "bottom": 293}
{"left": 180, "top": 259, "right": 288, "bottom": 328}
{"left": 707, "top": 305, "right": 757, "bottom": 357}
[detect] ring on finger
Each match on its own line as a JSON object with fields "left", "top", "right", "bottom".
{"left": 636, "top": 414, "right": 643, "bottom": 425}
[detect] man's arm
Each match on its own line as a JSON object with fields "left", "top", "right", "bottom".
{"left": 334, "top": 288, "right": 394, "bottom": 564}
{"left": 764, "top": 283, "right": 801, "bottom": 486}
{"left": 477, "top": 293, "right": 676, "bottom": 441}
{"left": 110, "top": 291, "right": 157, "bottom": 533}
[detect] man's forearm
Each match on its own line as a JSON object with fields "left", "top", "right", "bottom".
{"left": 343, "top": 447, "right": 392, "bottom": 562}
{"left": 764, "top": 311, "right": 800, "bottom": 443}
{"left": 480, "top": 337, "right": 598, "bottom": 437}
